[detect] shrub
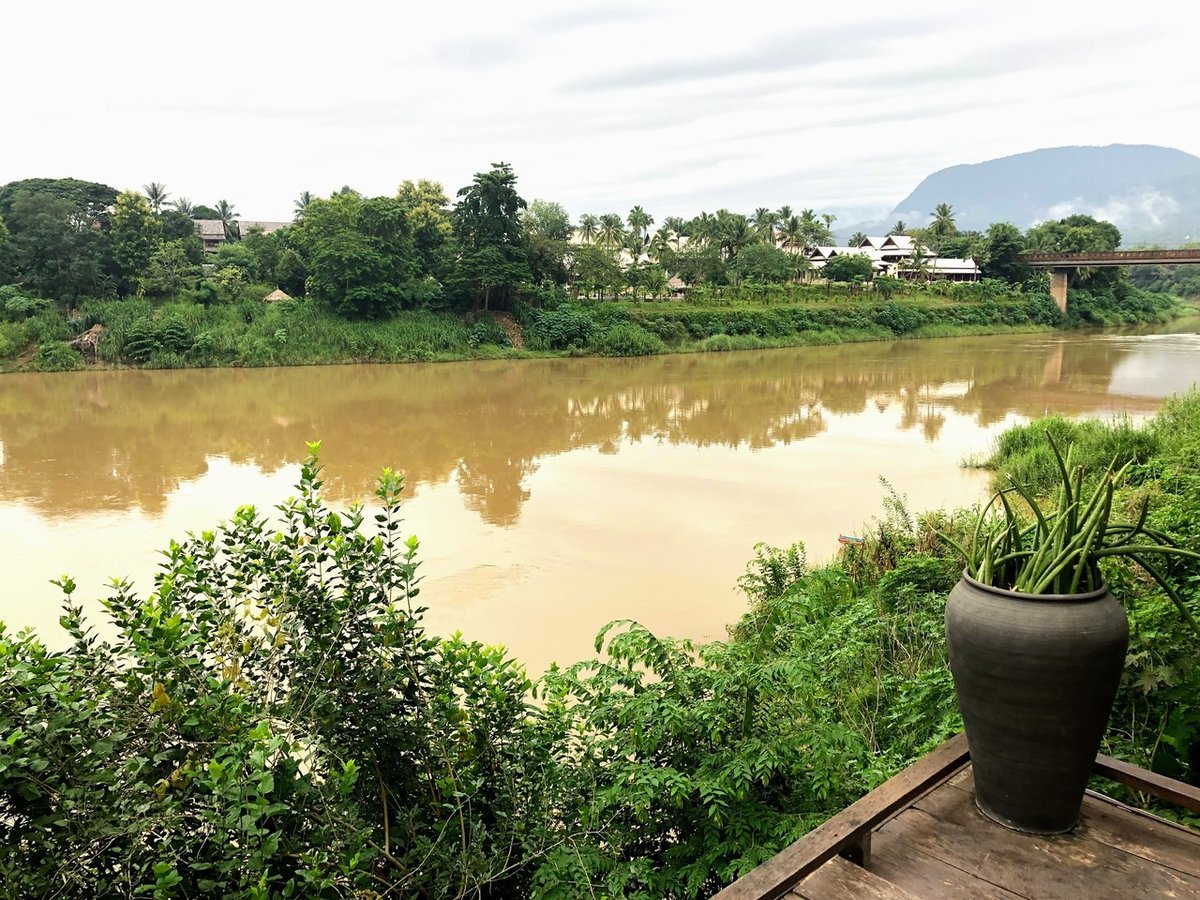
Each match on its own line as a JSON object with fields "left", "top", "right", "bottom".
{"left": 0, "top": 453, "right": 562, "bottom": 898}
{"left": 527, "top": 304, "right": 598, "bottom": 350}
{"left": 0, "top": 289, "right": 54, "bottom": 322}
{"left": 31, "top": 341, "right": 80, "bottom": 372}
{"left": 0, "top": 321, "right": 28, "bottom": 359}
{"left": 596, "top": 322, "right": 664, "bottom": 356}
{"left": 468, "top": 316, "right": 512, "bottom": 348}
{"left": 122, "top": 317, "right": 163, "bottom": 362}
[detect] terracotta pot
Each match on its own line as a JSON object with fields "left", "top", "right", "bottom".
{"left": 945, "top": 572, "right": 1128, "bottom": 833}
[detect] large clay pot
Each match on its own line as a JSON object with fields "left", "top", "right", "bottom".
{"left": 945, "top": 572, "right": 1128, "bottom": 833}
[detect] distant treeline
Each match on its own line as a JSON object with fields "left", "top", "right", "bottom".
{"left": 0, "top": 169, "right": 1185, "bottom": 371}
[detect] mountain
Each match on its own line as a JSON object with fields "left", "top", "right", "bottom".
{"left": 880, "top": 145, "right": 1200, "bottom": 245}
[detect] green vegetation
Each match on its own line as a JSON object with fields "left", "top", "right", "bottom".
{"left": 950, "top": 435, "right": 1200, "bottom": 625}
{"left": 0, "top": 173, "right": 1188, "bottom": 372}
{"left": 4, "top": 396, "right": 1199, "bottom": 897}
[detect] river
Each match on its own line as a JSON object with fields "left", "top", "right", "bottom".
{"left": 3, "top": 324, "right": 1200, "bottom": 673}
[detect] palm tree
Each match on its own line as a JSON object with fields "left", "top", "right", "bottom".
{"left": 928, "top": 203, "right": 956, "bottom": 253}
{"left": 172, "top": 197, "right": 195, "bottom": 217}
{"left": 294, "top": 191, "right": 315, "bottom": 222}
{"left": 751, "top": 207, "right": 778, "bottom": 243}
{"left": 798, "top": 209, "right": 832, "bottom": 248}
{"left": 780, "top": 215, "right": 805, "bottom": 253}
{"left": 598, "top": 213, "right": 624, "bottom": 251}
{"left": 930, "top": 203, "right": 956, "bottom": 235}
{"left": 143, "top": 183, "right": 169, "bottom": 214}
{"left": 716, "top": 210, "right": 752, "bottom": 261}
{"left": 215, "top": 199, "right": 239, "bottom": 241}
{"left": 662, "top": 216, "right": 687, "bottom": 249}
{"left": 578, "top": 213, "right": 599, "bottom": 244}
{"left": 690, "top": 212, "right": 717, "bottom": 246}
{"left": 627, "top": 205, "right": 653, "bottom": 244}
{"left": 890, "top": 221, "right": 907, "bottom": 236}
{"left": 849, "top": 231, "right": 868, "bottom": 247}
{"left": 648, "top": 228, "right": 672, "bottom": 265}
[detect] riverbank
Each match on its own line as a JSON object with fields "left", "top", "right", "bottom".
{"left": 0, "top": 281, "right": 1185, "bottom": 372}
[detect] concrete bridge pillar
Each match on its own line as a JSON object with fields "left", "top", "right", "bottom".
{"left": 1049, "top": 269, "right": 1069, "bottom": 313}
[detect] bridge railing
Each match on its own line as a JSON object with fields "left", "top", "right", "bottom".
{"left": 1024, "top": 249, "right": 1200, "bottom": 265}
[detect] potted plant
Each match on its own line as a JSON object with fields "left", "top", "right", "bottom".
{"left": 941, "top": 435, "right": 1200, "bottom": 834}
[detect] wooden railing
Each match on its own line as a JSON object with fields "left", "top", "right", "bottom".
{"left": 714, "top": 732, "right": 1200, "bottom": 900}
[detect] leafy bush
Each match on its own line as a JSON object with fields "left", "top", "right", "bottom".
{"left": 0, "top": 288, "right": 54, "bottom": 322}
{"left": 0, "top": 321, "right": 28, "bottom": 360}
{"left": 121, "top": 316, "right": 163, "bottom": 362}
{"left": 0, "top": 452, "right": 563, "bottom": 898}
{"left": 596, "top": 322, "right": 664, "bottom": 356}
{"left": 31, "top": 341, "right": 79, "bottom": 372}
{"left": 468, "top": 316, "right": 512, "bottom": 348}
{"left": 525, "top": 303, "right": 597, "bottom": 351}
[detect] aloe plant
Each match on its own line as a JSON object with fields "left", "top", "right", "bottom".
{"left": 944, "top": 434, "right": 1200, "bottom": 631}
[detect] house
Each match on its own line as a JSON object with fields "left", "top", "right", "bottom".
{"left": 194, "top": 219, "right": 227, "bottom": 253}
{"left": 855, "top": 236, "right": 980, "bottom": 282}
{"left": 194, "top": 219, "right": 290, "bottom": 253}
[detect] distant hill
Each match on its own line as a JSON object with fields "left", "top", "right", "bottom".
{"left": 879, "top": 145, "right": 1200, "bottom": 246}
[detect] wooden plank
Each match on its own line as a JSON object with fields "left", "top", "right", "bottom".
{"left": 793, "top": 855, "right": 922, "bottom": 900}
{"left": 910, "top": 780, "right": 1200, "bottom": 899}
{"left": 871, "top": 812, "right": 1027, "bottom": 899}
{"left": 1077, "top": 793, "right": 1200, "bottom": 879}
{"left": 941, "top": 768, "right": 1200, "bottom": 877}
{"left": 1094, "top": 754, "right": 1200, "bottom": 813}
{"left": 713, "top": 733, "right": 969, "bottom": 900}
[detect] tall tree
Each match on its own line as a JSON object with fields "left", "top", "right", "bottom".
{"left": 890, "top": 221, "right": 907, "bottom": 235}
{"left": 577, "top": 213, "right": 599, "bottom": 245}
{"left": 294, "top": 191, "right": 315, "bottom": 222}
{"left": 525, "top": 199, "right": 573, "bottom": 242}
{"left": 452, "top": 162, "right": 530, "bottom": 311}
{"left": 293, "top": 192, "right": 422, "bottom": 318}
{"left": 6, "top": 191, "right": 108, "bottom": 299}
{"left": 110, "top": 191, "right": 162, "bottom": 293}
{"left": 980, "top": 222, "right": 1029, "bottom": 284}
{"left": 172, "top": 197, "right": 195, "bottom": 217}
{"left": 143, "top": 183, "right": 169, "bottom": 214}
{"left": 928, "top": 203, "right": 957, "bottom": 252}
{"left": 751, "top": 207, "right": 778, "bottom": 243}
{"left": 627, "top": 205, "right": 653, "bottom": 244}
{"left": 661, "top": 216, "right": 687, "bottom": 248}
{"left": 597, "top": 214, "right": 624, "bottom": 251}
{"left": 214, "top": 199, "right": 238, "bottom": 240}
{"left": 397, "top": 180, "right": 453, "bottom": 280}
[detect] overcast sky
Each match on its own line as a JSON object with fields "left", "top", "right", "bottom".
{"left": 6, "top": 0, "right": 1198, "bottom": 224}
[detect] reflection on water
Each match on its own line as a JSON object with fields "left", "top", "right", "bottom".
{"left": 2, "top": 324, "right": 1199, "bottom": 672}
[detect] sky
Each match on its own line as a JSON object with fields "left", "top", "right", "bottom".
{"left": 5, "top": 0, "right": 1199, "bottom": 226}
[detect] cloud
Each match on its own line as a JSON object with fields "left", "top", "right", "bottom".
{"left": 530, "top": 6, "right": 652, "bottom": 34}
{"left": 564, "top": 19, "right": 938, "bottom": 92}
{"left": 435, "top": 36, "right": 524, "bottom": 68}
{"left": 1038, "top": 191, "right": 1181, "bottom": 229}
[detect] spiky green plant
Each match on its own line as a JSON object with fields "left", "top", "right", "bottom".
{"left": 943, "top": 433, "right": 1200, "bottom": 631}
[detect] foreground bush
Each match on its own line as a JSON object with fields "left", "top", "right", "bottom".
{"left": 0, "top": 449, "right": 563, "bottom": 897}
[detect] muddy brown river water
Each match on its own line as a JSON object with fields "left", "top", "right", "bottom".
{"left": 3, "top": 324, "right": 1199, "bottom": 673}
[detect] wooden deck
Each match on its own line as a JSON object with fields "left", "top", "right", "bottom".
{"left": 716, "top": 734, "right": 1200, "bottom": 900}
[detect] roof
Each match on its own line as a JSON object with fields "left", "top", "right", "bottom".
{"left": 928, "top": 257, "right": 981, "bottom": 273}
{"left": 859, "top": 235, "right": 916, "bottom": 250}
{"left": 241, "top": 220, "right": 289, "bottom": 235}
{"left": 193, "top": 219, "right": 226, "bottom": 238}
{"left": 263, "top": 288, "right": 292, "bottom": 302}
{"left": 715, "top": 732, "right": 1200, "bottom": 899}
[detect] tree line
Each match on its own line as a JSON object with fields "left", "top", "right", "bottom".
{"left": 0, "top": 166, "right": 1140, "bottom": 322}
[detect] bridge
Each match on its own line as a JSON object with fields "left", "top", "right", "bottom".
{"left": 1023, "top": 249, "right": 1200, "bottom": 312}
